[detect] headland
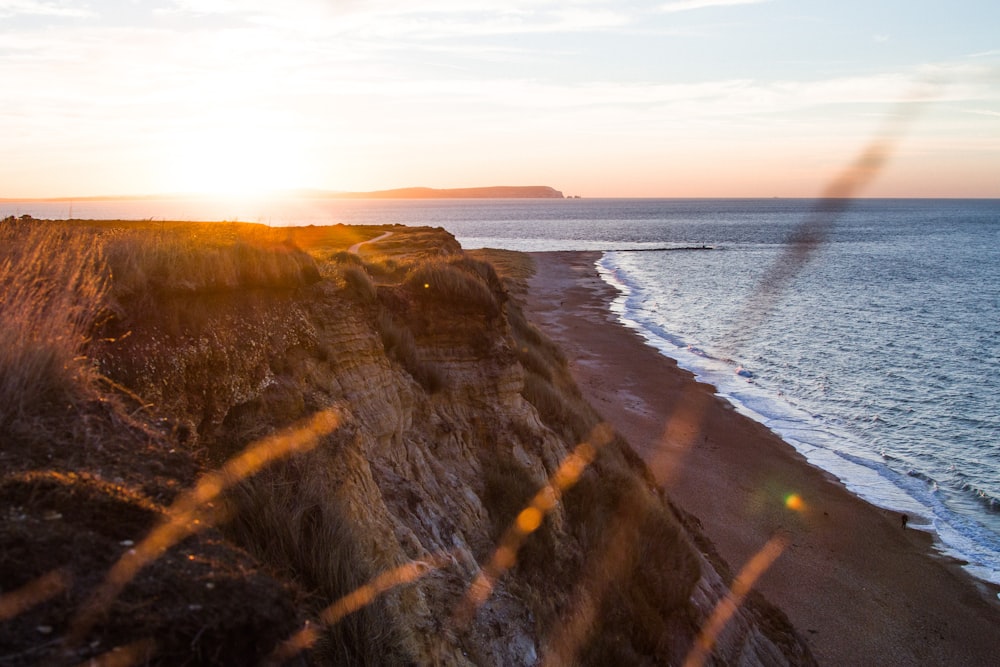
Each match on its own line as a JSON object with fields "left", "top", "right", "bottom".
{"left": 330, "top": 185, "right": 565, "bottom": 199}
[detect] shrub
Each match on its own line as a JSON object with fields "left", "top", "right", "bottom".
{"left": 404, "top": 258, "right": 500, "bottom": 315}
{"left": 342, "top": 266, "right": 377, "bottom": 303}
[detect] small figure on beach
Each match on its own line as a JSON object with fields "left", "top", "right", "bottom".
{"left": 901, "top": 513, "right": 909, "bottom": 530}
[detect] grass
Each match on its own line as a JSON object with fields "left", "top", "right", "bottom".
{"left": 223, "top": 456, "right": 419, "bottom": 666}
{"left": 403, "top": 256, "right": 503, "bottom": 316}
{"left": 101, "top": 225, "right": 321, "bottom": 304}
{"left": 0, "top": 219, "right": 795, "bottom": 665}
{"left": 474, "top": 246, "right": 706, "bottom": 661}
{"left": 342, "top": 265, "right": 378, "bottom": 303}
{"left": 561, "top": 461, "right": 703, "bottom": 665}
{"left": 0, "top": 219, "right": 108, "bottom": 429}
{"left": 376, "top": 310, "right": 445, "bottom": 393}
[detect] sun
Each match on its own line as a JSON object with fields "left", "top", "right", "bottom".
{"left": 162, "top": 120, "right": 314, "bottom": 197}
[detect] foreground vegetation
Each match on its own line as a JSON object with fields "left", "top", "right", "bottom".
{"left": 0, "top": 217, "right": 809, "bottom": 665}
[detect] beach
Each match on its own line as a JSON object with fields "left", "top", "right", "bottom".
{"left": 524, "top": 251, "right": 1000, "bottom": 666}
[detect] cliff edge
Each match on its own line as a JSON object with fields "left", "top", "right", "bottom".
{"left": 0, "top": 219, "right": 812, "bottom": 665}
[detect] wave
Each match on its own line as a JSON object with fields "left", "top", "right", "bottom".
{"left": 596, "top": 251, "right": 1000, "bottom": 586}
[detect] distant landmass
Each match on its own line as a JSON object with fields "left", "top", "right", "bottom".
{"left": 3, "top": 186, "right": 566, "bottom": 202}
{"left": 328, "top": 185, "right": 565, "bottom": 199}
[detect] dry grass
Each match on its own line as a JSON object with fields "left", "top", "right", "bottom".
{"left": 509, "top": 297, "right": 592, "bottom": 443}
{"left": 376, "top": 310, "right": 445, "bottom": 393}
{"left": 467, "top": 248, "right": 535, "bottom": 300}
{"left": 357, "top": 254, "right": 403, "bottom": 282}
{"left": 101, "top": 225, "right": 320, "bottom": 304}
{"left": 366, "top": 226, "right": 462, "bottom": 261}
{"left": 404, "top": 256, "right": 503, "bottom": 315}
{"left": 223, "top": 455, "right": 419, "bottom": 666}
{"left": 479, "top": 457, "right": 559, "bottom": 572}
{"left": 342, "top": 265, "right": 378, "bottom": 303}
{"left": 0, "top": 219, "right": 108, "bottom": 429}
{"left": 0, "top": 219, "right": 788, "bottom": 665}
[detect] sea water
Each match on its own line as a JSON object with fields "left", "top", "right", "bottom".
{"left": 6, "top": 197, "right": 1000, "bottom": 583}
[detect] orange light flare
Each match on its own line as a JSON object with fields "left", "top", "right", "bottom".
{"left": 267, "top": 552, "right": 454, "bottom": 665}
{"left": 682, "top": 534, "right": 790, "bottom": 667}
{"left": 541, "top": 402, "right": 708, "bottom": 667}
{"left": 64, "top": 408, "right": 341, "bottom": 647}
{"left": 0, "top": 569, "right": 71, "bottom": 622}
{"left": 540, "top": 509, "right": 638, "bottom": 667}
{"left": 452, "top": 423, "right": 613, "bottom": 627}
{"left": 784, "top": 492, "right": 806, "bottom": 513}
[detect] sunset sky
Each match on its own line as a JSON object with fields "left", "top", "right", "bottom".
{"left": 2, "top": 0, "right": 998, "bottom": 198}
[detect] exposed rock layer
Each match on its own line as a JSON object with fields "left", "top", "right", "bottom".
{"left": 0, "top": 220, "right": 813, "bottom": 665}
{"left": 93, "top": 226, "right": 813, "bottom": 665}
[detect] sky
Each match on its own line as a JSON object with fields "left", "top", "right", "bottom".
{"left": 1, "top": 0, "right": 998, "bottom": 198}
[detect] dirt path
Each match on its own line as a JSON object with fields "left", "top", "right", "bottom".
{"left": 348, "top": 230, "right": 394, "bottom": 255}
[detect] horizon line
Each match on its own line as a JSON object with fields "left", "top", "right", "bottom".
{"left": 3, "top": 191, "right": 999, "bottom": 203}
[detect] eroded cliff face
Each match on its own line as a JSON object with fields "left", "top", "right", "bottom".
{"left": 95, "top": 227, "right": 814, "bottom": 666}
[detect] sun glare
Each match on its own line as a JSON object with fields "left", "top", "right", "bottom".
{"left": 163, "top": 122, "right": 314, "bottom": 197}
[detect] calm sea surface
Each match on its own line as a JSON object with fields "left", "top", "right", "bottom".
{"left": 6, "top": 197, "right": 1000, "bottom": 583}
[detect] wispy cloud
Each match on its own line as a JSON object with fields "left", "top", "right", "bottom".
{"left": 659, "top": 0, "right": 769, "bottom": 13}
{"left": 960, "top": 108, "right": 1000, "bottom": 118}
{"left": 0, "top": 0, "right": 93, "bottom": 18}
{"left": 155, "top": 1, "right": 635, "bottom": 38}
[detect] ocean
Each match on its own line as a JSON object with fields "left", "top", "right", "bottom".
{"left": 5, "top": 196, "right": 1000, "bottom": 584}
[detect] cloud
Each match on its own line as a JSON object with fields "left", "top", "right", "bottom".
{"left": 658, "top": 0, "right": 769, "bottom": 13}
{"left": 960, "top": 108, "right": 1000, "bottom": 118}
{"left": 156, "top": 0, "right": 633, "bottom": 37}
{"left": 0, "top": 0, "right": 93, "bottom": 18}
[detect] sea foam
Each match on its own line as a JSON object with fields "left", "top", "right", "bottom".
{"left": 597, "top": 251, "right": 1000, "bottom": 585}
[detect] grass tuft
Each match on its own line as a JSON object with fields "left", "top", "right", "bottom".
{"left": 0, "top": 220, "right": 108, "bottom": 428}
{"left": 342, "top": 265, "right": 378, "bottom": 303}
{"left": 404, "top": 257, "right": 502, "bottom": 315}
{"left": 224, "top": 458, "right": 419, "bottom": 665}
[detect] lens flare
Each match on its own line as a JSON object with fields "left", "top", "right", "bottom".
{"left": 784, "top": 493, "right": 805, "bottom": 512}
{"left": 268, "top": 554, "right": 451, "bottom": 665}
{"left": 453, "top": 424, "right": 612, "bottom": 626}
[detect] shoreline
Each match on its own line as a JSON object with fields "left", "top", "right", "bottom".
{"left": 523, "top": 250, "right": 1000, "bottom": 666}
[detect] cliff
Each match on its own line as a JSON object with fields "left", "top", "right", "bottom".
{"left": 0, "top": 219, "right": 812, "bottom": 665}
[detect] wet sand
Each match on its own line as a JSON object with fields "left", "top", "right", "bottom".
{"left": 524, "top": 251, "right": 1000, "bottom": 666}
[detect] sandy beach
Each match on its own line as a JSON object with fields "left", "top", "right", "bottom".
{"left": 524, "top": 251, "right": 1000, "bottom": 666}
